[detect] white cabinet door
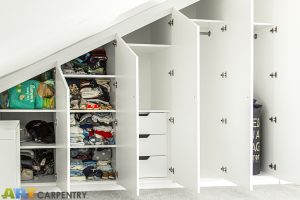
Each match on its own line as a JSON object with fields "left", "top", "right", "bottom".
{"left": 115, "top": 35, "right": 139, "bottom": 195}
{"left": 273, "top": 0, "right": 300, "bottom": 184}
{"left": 220, "top": 0, "right": 252, "bottom": 189}
{"left": 170, "top": 10, "right": 200, "bottom": 193}
{"left": 55, "top": 66, "right": 70, "bottom": 192}
{"left": 0, "top": 121, "right": 20, "bottom": 189}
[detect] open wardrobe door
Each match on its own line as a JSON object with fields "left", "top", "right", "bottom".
{"left": 115, "top": 35, "right": 139, "bottom": 195}
{"left": 55, "top": 66, "right": 70, "bottom": 192}
{"left": 273, "top": 0, "right": 300, "bottom": 185}
{"left": 219, "top": 0, "right": 252, "bottom": 190}
{"left": 170, "top": 10, "right": 200, "bottom": 193}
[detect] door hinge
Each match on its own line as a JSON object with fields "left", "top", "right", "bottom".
{"left": 221, "top": 25, "right": 227, "bottom": 32}
{"left": 221, "top": 72, "right": 227, "bottom": 78}
{"left": 168, "top": 69, "right": 175, "bottom": 76}
{"left": 221, "top": 166, "right": 228, "bottom": 173}
{"left": 269, "top": 72, "right": 278, "bottom": 78}
{"left": 169, "top": 167, "right": 175, "bottom": 174}
{"left": 113, "top": 81, "right": 118, "bottom": 88}
{"left": 113, "top": 40, "right": 117, "bottom": 47}
{"left": 115, "top": 171, "right": 119, "bottom": 178}
{"left": 269, "top": 116, "right": 277, "bottom": 123}
{"left": 54, "top": 119, "right": 58, "bottom": 127}
{"left": 114, "top": 119, "right": 118, "bottom": 126}
{"left": 269, "top": 163, "right": 277, "bottom": 171}
{"left": 270, "top": 26, "right": 278, "bottom": 34}
{"left": 254, "top": 33, "right": 258, "bottom": 39}
{"left": 169, "top": 117, "right": 175, "bottom": 124}
{"left": 168, "top": 19, "right": 174, "bottom": 26}
{"left": 221, "top": 118, "right": 228, "bottom": 124}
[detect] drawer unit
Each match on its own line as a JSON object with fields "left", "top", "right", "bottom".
{"left": 139, "top": 156, "right": 167, "bottom": 178}
{"left": 139, "top": 134, "right": 167, "bottom": 156}
{"left": 139, "top": 113, "right": 167, "bottom": 135}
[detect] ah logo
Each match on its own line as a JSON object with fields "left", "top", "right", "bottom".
{"left": 1, "top": 188, "right": 36, "bottom": 199}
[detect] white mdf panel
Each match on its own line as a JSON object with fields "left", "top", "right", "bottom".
{"left": 55, "top": 66, "right": 70, "bottom": 192}
{"left": 170, "top": 10, "right": 200, "bottom": 193}
{"left": 139, "top": 178, "right": 183, "bottom": 189}
{"left": 0, "top": 121, "right": 20, "bottom": 189}
{"left": 139, "top": 156, "right": 168, "bottom": 178}
{"left": 199, "top": 23, "right": 228, "bottom": 179}
{"left": 115, "top": 35, "right": 139, "bottom": 195}
{"left": 139, "top": 113, "right": 167, "bottom": 135}
{"left": 139, "top": 135, "right": 167, "bottom": 156}
{"left": 128, "top": 44, "right": 171, "bottom": 54}
{"left": 254, "top": 0, "right": 274, "bottom": 23}
{"left": 254, "top": 28, "right": 275, "bottom": 175}
{"left": 220, "top": 0, "right": 252, "bottom": 189}
{"left": 273, "top": 0, "right": 300, "bottom": 185}
{"left": 149, "top": 49, "right": 171, "bottom": 110}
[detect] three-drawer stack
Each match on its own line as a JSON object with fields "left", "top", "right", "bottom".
{"left": 139, "top": 112, "right": 168, "bottom": 178}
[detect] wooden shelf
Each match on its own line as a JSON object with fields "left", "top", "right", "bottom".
{"left": 70, "top": 145, "right": 117, "bottom": 148}
{"left": 0, "top": 109, "right": 58, "bottom": 113}
{"left": 254, "top": 22, "right": 274, "bottom": 30}
{"left": 64, "top": 74, "right": 117, "bottom": 79}
{"left": 20, "top": 142, "right": 58, "bottom": 149}
{"left": 70, "top": 180, "right": 125, "bottom": 191}
{"left": 21, "top": 175, "right": 57, "bottom": 187}
{"left": 70, "top": 110, "right": 116, "bottom": 113}
{"left": 191, "top": 19, "right": 224, "bottom": 28}
{"left": 128, "top": 43, "right": 171, "bottom": 54}
{"left": 139, "top": 110, "right": 170, "bottom": 113}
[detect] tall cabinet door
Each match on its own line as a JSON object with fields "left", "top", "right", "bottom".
{"left": 273, "top": 0, "right": 300, "bottom": 184}
{"left": 115, "top": 35, "right": 139, "bottom": 195}
{"left": 220, "top": 0, "right": 252, "bottom": 189}
{"left": 55, "top": 66, "right": 70, "bottom": 192}
{"left": 170, "top": 10, "right": 200, "bottom": 193}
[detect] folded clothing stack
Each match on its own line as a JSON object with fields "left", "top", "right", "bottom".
{"left": 21, "top": 149, "right": 55, "bottom": 181}
{"left": 70, "top": 148, "right": 116, "bottom": 181}
{"left": 68, "top": 79, "right": 113, "bottom": 110}
{"left": 62, "top": 48, "right": 107, "bottom": 75}
{"left": 70, "top": 113, "right": 115, "bottom": 146}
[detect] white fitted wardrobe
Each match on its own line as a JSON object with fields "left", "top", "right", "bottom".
{"left": 0, "top": 0, "right": 300, "bottom": 196}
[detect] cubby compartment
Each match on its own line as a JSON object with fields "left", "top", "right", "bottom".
{"left": 69, "top": 147, "right": 123, "bottom": 192}
{"left": 0, "top": 69, "right": 56, "bottom": 110}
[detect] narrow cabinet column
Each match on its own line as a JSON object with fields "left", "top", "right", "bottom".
{"left": 55, "top": 66, "right": 70, "bottom": 192}
{"left": 273, "top": 0, "right": 300, "bottom": 184}
{"left": 115, "top": 35, "right": 139, "bottom": 195}
{"left": 170, "top": 10, "right": 200, "bottom": 193}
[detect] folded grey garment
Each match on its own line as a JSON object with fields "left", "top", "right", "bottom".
{"left": 93, "top": 125, "right": 113, "bottom": 132}
{"left": 86, "top": 98, "right": 110, "bottom": 105}
{"left": 21, "top": 150, "right": 35, "bottom": 158}
{"left": 70, "top": 126, "right": 83, "bottom": 134}
{"left": 80, "top": 113, "right": 93, "bottom": 123}
{"left": 21, "top": 169, "right": 34, "bottom": 181}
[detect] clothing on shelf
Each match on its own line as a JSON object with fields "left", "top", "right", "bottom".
{"left": 24, "top": 120, "right": 55, "bottom": 144}
{"left": 62, "top": 48, "right": 107, "bottom": 75}
{"left": 67, "top": 78, "right": 113, "bottom": 110}
{"left": 21, "top": 149, "right": 55, "bottom": 181}
{"left": 70, "top": 148, "right": 116, "bottom": 181}
{"left": 70, "top": 113, "right": 115, "bottom": 146}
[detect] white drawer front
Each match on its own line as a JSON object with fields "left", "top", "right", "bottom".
{"left": 139, "top": 134, "right": 167, "bottom": 156}
{"left": 139, "top": 113, "right": 167, "bottom": 135}
{"left": 139, "top": 156, "right": 167, "bottom": 178}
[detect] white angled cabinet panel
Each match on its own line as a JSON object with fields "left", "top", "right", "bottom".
{"left": 115, "top": 35, "right": 139, "bottom": 195}
{"left": 171, "top": 10, "right": 200, "bottom": 192}
{"left": 139, "top": 135, "right": 167, "bottom": 156}
{"left": 139, "top": 113, "right": 167, "bottom": 135}
{"left": 55, "top": 66, "right": 70, "bottom": 192}
{"left": 273, "top": 0, "right": 300, "bottom": 184}
{"left": 139, "top": 156, "right": 167, "bottom": 178}
{"left": 0, "top": 121, "right": 20, "bottom": 189}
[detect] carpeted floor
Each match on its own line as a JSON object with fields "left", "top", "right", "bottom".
{"left": 83, "top": 185, "right": 300, "bottom": 200}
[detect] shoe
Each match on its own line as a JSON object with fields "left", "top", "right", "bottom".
{"left": 102, "top": 172, "right": 109, "bottom": 180}
{"left": 108, "top": 172, "right": 116, "bottom": 180}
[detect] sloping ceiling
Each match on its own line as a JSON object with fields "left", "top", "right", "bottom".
{"left": 0, "top": 0, "right": 166, "bottom": 78}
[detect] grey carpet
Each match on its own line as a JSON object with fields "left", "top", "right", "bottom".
{"left": 83, "top": 185, "right": 300, "bottom": 200}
